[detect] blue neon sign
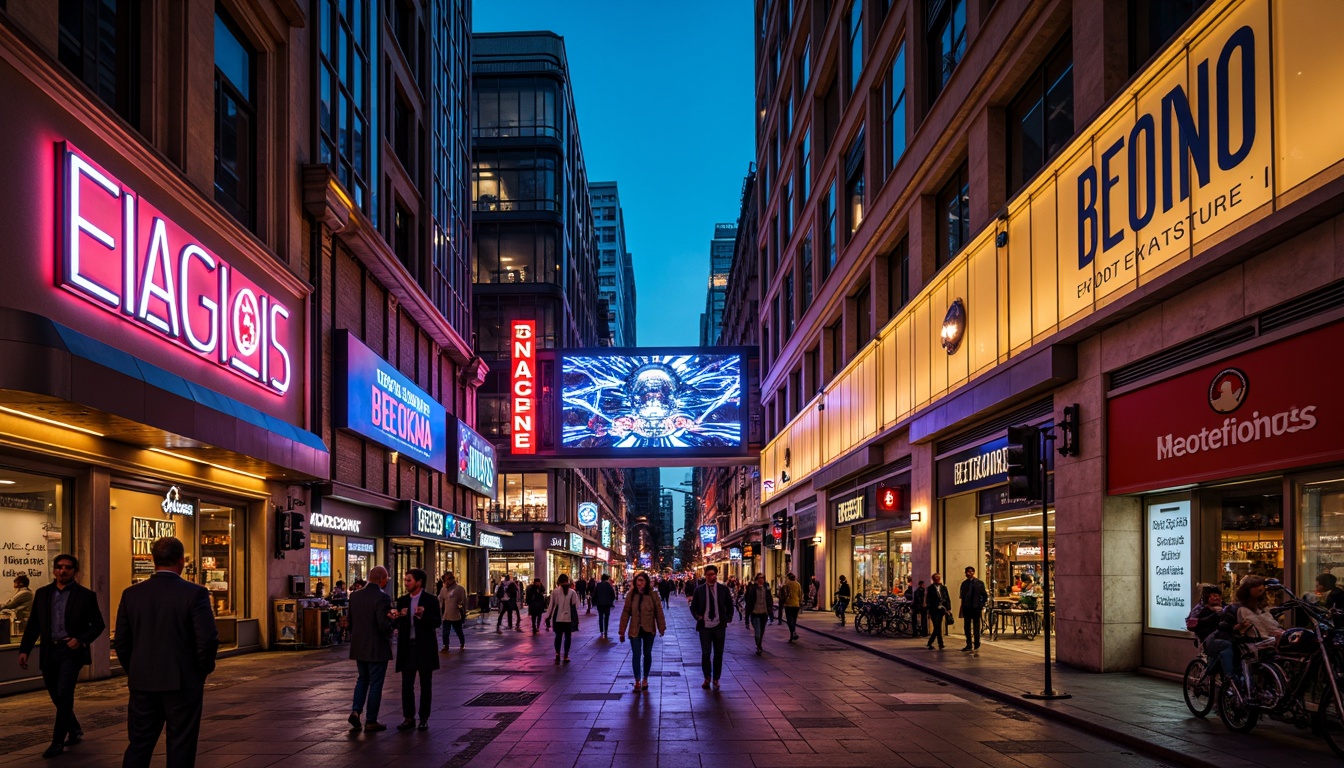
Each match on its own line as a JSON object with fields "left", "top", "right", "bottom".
{"left": 335, "top": 331, "right": 447, "bottom": 472}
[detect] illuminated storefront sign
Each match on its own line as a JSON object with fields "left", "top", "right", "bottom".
{"left": 348, "top": 540, "right": 376, "bottom": 554}
{"left": 1147, "top": 500, "right": 1192, "bottom": 632}
{"left": 510, "top": 320, "right": 536, "bottom": 454}
{"left": 59, "top": 144, "right": 293, "bottom": 395}
{"left": 477, "top": 532, "right": 503, "bottom": 550}
{"left": 577, "top": 501, "right": 599, "bottom": 527}
{"left": 407, "top": 501, "right": 474, "bottom": 546}
{"left": 455, "top": 418, "right": 496, "bottom": 499}
{"left": 699, "top": 525, "right": 718, "bottom": 544}
{"left": 569, "top": 533, "right": 583, "bottom": 554}
{"left": 310, "top": 513, "right": 361, "bottom": 533}
{"left": 601, "top": 519, "right": 612, "bottom": 547}
{"left": 160, "top": 486, "right": 195, "bottom": 517}
{"left": 335, "top": 331, "right": 447, "bottom": 473}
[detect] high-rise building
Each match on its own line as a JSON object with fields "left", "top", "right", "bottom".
{"left": 755, "top": 0, "right": 1344, "bottom": 678}
{"left": 657, "top": 491, "right": 675, "bottom": 567}
{"left": 470, "top": 31, "right": 625, "bottom": 584}
{"left": 699, "top": 223, "right": 738, "bottom": 345}
{"left": 591, "top": 181, "right": 637, "bottom": 347}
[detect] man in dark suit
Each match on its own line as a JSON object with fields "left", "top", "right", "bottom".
{"left": 925, "top": 572, "right": 951, "bottom": 650}
{"left": 347, "top": 565, "right": 393, "bottom": 733}
{"left": 959, "top": 566, "right": 989, "bottom": 653}
{"left": 393, "top": 568, "right": 441, "bottom": 731}
{"left": 17, "top": 553, "right": 106, "bottom": 759}
{"left": 690, "top": 565, "right": 735, "bottom": 690}
{"left": 113, "top": 537, "right": 219, "bottom": 768}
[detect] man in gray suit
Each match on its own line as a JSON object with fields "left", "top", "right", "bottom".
{"left": 347, "top": 565, "right": 393, "bottom": 732}
{"left": 113, "top": 537, "right": 218, "bottom": 768}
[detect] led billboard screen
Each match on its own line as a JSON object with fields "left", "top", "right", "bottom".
{"left": 558, "top": 348, "right": 746, "bottom": 456}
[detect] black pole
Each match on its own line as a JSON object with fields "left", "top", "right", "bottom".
{"left": 1024, "top": 428, "right": 1070, "bottom": 700}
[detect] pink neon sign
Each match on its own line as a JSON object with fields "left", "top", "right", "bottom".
{"left": 58, "top": 143, "right": 292, "bottom": 395}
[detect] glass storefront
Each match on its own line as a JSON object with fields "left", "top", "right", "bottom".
{"left": 0, "top": 470, "right": 66, "bottom": 647}
{"left": 548, "top": 551, "right": 579, "bottom": 588}
{"left": 852, "top": 529, "right": 912, "bottom": 596}
{"left": 490, "top": 553, "right": 535, "bottom": 592}
{"left": 1299, "top": 472, "right": 1344, "bottom": 599}
{"left": 479, "top": 473, "right": 548, "bottom": 523}
{"left": 309, "top": 533, "right": 380, "bottom": 593}
{"left": 1214, "top": 479, "right": 1284, "bottom": 591}
{"left": 981, "top": 510, "right": 1055, "bottom": 602}
{"left": 390, "top": 540, "right": 425, "bottom": 597}
{"left": 109, "top": 486, "right": 246, "bottom": 648}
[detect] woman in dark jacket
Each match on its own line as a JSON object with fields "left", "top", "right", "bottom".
{"left": 525, "top": 578, "right": 548, "bottom": 634}
{"left": 834, "top": 575, "right": 852, "bottom": 626}
{"left": 744, "top": 573, "right": 774, "bottom": 655}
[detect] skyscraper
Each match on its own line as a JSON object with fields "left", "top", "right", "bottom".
{"left": 591, "top": 181, "right": 637, "bottom": 347}
{"left": 699, "top": 223, "right": 738, "bottom": 345}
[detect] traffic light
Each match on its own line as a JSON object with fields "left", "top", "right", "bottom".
{"left": 1006, "top": 425, "right": 1042, "bottom": 502}
{"left": 275, "top": 507, "right": 308, "bottom": 555}
{"left": 286, "top": 510, "right": 306, "bottom": 551}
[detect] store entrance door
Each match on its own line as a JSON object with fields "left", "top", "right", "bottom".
{"left": 799, "top": 543, "right": 815, "bottom": 590}
{"left": 390, "top": 540, "right": 424, "bottom": 597}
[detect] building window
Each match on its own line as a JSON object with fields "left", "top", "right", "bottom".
{"left": 887, "top": 237, "right": 909, "bottom": 318}
{"left": 790, "top": 369, "right": 803, "bottom": 417}
{"left": 782, "top": 89, "right": 792, "bottom": 139}
{"left": 798, "top": 127, "right": 812, "bottom": 205}
{"left": 393, "top": 202, "right": 415, "bottom": 276}
{"left": 784, "top": 271, "right": 795, "bottom": 337}
{"left": 472, "top": 150, "right": 560, "bottom": 212}
{"left": 473, "top": 77, "right": 560, "bottom": 139}
{"left": 800, "top": 234, "right": 814, "bottom": 309}
{"left": 927, "top": 0, "right": 967, "bottom": 104}
{"left": 772, "top": 297, "right": 781, "bottom": 360}
{"left": 845, "top": 127, "right": 865, "bottom": 236}
{"left": 828, "top": 320, "right": 844, "bottom": 378}
{"left": 214, "top": 11, "right": 256, "bottom": 230}
{"left": 1008, "top": 33, "right": 1074, "bottom": 195}
{"left": 481, "top": 473, "right": 549, "bottom": 523}
{"left": 847, "top": 0, "right": 864, "bottom": 96}
{"left": 393, "top": 91, "right": 416, "bottom": 183}
{"left": 471, "top": 222, "right": 561, "bottom": 286}
{"left": 58, "top": 0, "right": 140, "bottom": 126}
{"left": 821, "top": 181, "right": 838, "bottom": 278}
{"left": 884, "top": 43, "right": 907, "bottom": 176}
{"left": 937, "top": 163, "right": 969, "bottom": 268}
{"left": 1129, "top": 0, "right": 1208, "bottom": 76}
{"left": 854, "top": 282, "right": 872, "bottom": 349}
{"left": 797, "top": 35, "right": 811, "bottom": 90}
{"left": 781, "top": 178, "right": 793, "bottom": 242}
{"left": 317, "top": 0, "right": 376, "bottom": 219}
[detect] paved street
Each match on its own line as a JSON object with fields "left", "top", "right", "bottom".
{"left": 0, "top": 595, "right": 1165, "bottom": 768}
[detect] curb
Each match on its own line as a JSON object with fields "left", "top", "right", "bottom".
{"left": 797, "top": 622, "right": 1216, "bottom": 768}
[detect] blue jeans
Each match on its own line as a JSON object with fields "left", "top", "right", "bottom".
{"left": 630, "top": 632, "right": 655, "bottom": 680}
{"left": 1206, "top": 638, "right": 1236, "bottom": 677}
{"left": 751, "top": 614, "right": 768, "bottom": 647}
{"left": 352, "top": 660, "right": 388, "bottom": 723}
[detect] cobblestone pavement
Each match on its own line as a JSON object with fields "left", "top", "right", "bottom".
{"left": 0, "top": 597, "right": 1173, "bottom": 767}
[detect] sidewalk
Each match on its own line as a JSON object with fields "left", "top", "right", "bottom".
{"left": 795, "top": 611, "right": 1337, "bottom": 768}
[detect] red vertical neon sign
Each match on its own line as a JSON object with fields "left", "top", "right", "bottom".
{"left": 510, "top": 320, "right": 536, "bottom": 454}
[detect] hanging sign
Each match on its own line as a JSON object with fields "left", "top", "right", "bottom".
{"left": 510, "top": 320, "right": 536, "bottom": 454}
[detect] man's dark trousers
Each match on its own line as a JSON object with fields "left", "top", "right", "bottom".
{"left": 123, "top": 687, "right": 204, "bottom": 768}
{"left": 699, "top": 624, "right": 727, "bottom": 681}
{"left": 596, "top": 606, "right": 612, "bottom": 635}
{"left": 42, "top": 644, "right": 82, "bottom": 747}
{"left": 963, "top": 612, "right": 983, "bottom": 649}
{"left": 401, "top": 639, "right": 433, "bottom": 721}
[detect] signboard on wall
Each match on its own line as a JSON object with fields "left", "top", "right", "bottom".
{"left": 1147, "top": 500, "right": 1192, "bottom": 632}
{"left": 132, "top": 517, "right": 176, "bottom": 579}
{"left": 699, "top": 525, "right": 718, "bottom": 544}
{"left": 511, "top": 321, "right": 537, "bottom": 454}
{"left": 455, "top": 418, "right": 497, "bottom": 499}
{"left": 577, "top": 501, "right": 599, "bottom": 527}
{"left": 1109, "top": 321, "right": 1344, "bottom": 494}
{"left": 405, "top": 501, "right": 473, "bottom": 545}
{"left": 600, "top": 519, "right": 612, "bottom": 547}
{"left": 335, "top": 331, "right": 447, "bottom": 472}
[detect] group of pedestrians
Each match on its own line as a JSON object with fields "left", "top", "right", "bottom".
{"left": 19, "top": 537, "right": 219, "bottom": 766}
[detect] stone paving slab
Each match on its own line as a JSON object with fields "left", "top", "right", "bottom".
{"left": 794, "top": 610, "right": 1337, "bottom": 767}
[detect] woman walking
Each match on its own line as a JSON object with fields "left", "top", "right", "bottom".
{"left": 546, "top": 574, "right": 581, "bottom": 663}
{"left": 834, "top": 575, "right": 852, "bottom": 627}
{"left": 525, "top": 577, "right": 547, "bottom": 634}
{"left": 618, "top": 572, "right": 666, "bottom": 691}
{"left": 745, "top": 573, "right": 774, "bottom": 655}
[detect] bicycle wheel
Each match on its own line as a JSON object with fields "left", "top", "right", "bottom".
{"left": 892, "top": 612, "right": 911, "bottom": 636}
{"left": 1022, "top": 613, "right": 1039, "bottom": 641}
{"left": 1182, "top": 657, "right": 1214, "bottom": 717}
{"left": 1217, "top": 677, "right": 1260, "bottom": 733}
{"left": 854, "top": 613, "right": 871, "bottom": 634}
{"left": 1319, "top": 686, "right": 1344, "bottom": 758}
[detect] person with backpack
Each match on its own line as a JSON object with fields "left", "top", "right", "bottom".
{"left": 525, "top": 577, "right": 547, "bottom": 634}
{"left": 591, "top": 574, "right": 617, "bottom": 638}
{"left": 495, "top": 574, "right": 520, "bottom": 633}
{"left": 911, "top": 579, "right": 928, "bottom": 637}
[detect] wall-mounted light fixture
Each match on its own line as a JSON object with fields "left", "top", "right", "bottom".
{"left": 940, "top": 298, "right": 966, "bottom": 355}
{"left": 910, "top": 508, "right": 924, "bottom": 523}
{"left": 390, "top": 451, "right": 400, "bottom": 465}
{"left": 812, "top": 534, "right": 823, "bottom": 545}
{"left": 780, "top": 471, "right": 791, "bottom": 484}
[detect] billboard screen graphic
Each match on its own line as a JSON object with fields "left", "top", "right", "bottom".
{"left": 559, "top": 350, "right": 744, "bottom": 454}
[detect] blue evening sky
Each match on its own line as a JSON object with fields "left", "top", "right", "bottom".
{"left": 473, "top": 2, "right": 755, "bottom": 534}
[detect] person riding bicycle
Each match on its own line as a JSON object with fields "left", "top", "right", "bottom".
{"left": 1187, "top": 584, "right": 1233, "bottom": 679}
{"left": 834, "top": 575, "right": 851, "bottom": 627}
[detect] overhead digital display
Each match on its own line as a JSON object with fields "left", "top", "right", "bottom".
{"left": 558, "top": 349, "right": 746, "bottom": 455}
{"left": 335, "top": 330, "right": 447, "bottom": 472}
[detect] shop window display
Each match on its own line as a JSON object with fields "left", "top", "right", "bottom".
{"left": 479, "top": 473, "right": 548, "bottom": 523}
{"left": 1214, "top": 480, "right": 1284, "bottom": 592}
{"left": 0, "top": 470, "right": 65, "bottom": 647}
{"left": 489, "top": 555, "right": 535, "bottom": 598}
{"left": 982, "top": 510, "right": 1055, "bottom": 602}
{"left": 1297, "top": 473, "right": 1344, "bottom": 601}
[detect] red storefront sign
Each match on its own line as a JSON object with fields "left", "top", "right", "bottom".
{"left": 1108, "top": 322, "right": 1344, "bottom": 494}
{"left": 510, "top": 320, "right": 536, "bottom": 454}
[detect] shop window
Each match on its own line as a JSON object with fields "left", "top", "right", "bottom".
{"left": 214, "top": 10, "right": 257, "bottom": 230}
{"left": 853, "top": 529, "right": 912, "bottom": 597}
{"left": 0, "top": 470, "right": 67, "bottom": 648}
{"left": 58, "top": 0, "right": 140, "bottom": 128}
{"left": 109, "top": 486, "right": 246, "bottom": 640}
{"left": 1213, "top": 479, "right": 1284, "bottom": 591}
{"left": 1299, "top": 474, "right": 1344, "bottom": 601}
{"left": 983, "top": 510, "right": 1055, "bottom": 602}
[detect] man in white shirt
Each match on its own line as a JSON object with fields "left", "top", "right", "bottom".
{"left": 691, "top": 565, "right": 734, "bottom": 690}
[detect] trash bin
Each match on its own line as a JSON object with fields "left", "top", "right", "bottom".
{"left": 273, "top": 599, "right": 303, "bottom": 647}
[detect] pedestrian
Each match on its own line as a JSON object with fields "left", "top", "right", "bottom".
{"left": 2, "top": 574, "right": 34, "bottom": 630}
{"left": 17, "top": 554, "right": 106, "bottom": 759}
{"left": 576, "top": 574, "right": 589, "bottom": 614}
{"left": 525, "top": 577, "right": 548, "bottom": 633}
{"left": 834, "top": 575, "right": 851, "bottom": 627}
{"left": 618, "top": 572, "right": 666, "bottom": 691}
{"left": 592, "top": 573, "right": 617, "bottom": 638}
{"left": 547, "top": 574, "right": 581, "bottom": 663}
{"left": 925, "top": 573, "right": 951, "bottom": 650}
{"left": 808, "top": 576, "right": 820, "bottom": 610}
{"left": 437, "top": 570, "right": 467, "bottom": 652}
{"left": 959, "top": 566, "right": 989, "bottom": 654}
{"left": 347, "top": 565, "right": 393, "bottom": 733}
{"left": 691, "top": 564, "right": 735, "bottom": 690}
{"left": 496, "top": 573, "right": 520, "bottom": 633}
{"left": 745, "top": 572, "right": 773, "bottom": 655}
{"left": 773, "top": 576, "right": 786, "bottom": 626}
{"left": 113, "top": 537, "right": 219, "bottom": 768}
{"left": 658, "top": 576, "right": 673, "bottom": 608}
{"left": 781, "top": 572, "right": 803, "bottom": 642}
{"left": 392, "top": 568, "right": 440, "bottom": 731}
{"left": 912, "top": 579, "right": 928, "bottom": 636}
{"left": 586, "top": 576, "right": 598, "bottom": 614}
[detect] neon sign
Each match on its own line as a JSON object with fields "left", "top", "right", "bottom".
{"left": 59, "top": 144, "right": 292, "bottom": 395}
{"left": 335, "top": 331, "right": 447, "bottom": 472}
{"left": 510, "top": 320, "right": 536, "bottom": 454}
{"left": 578, "top": 501, "right": 598, "bottom": 527}
{"left": 455, "top": 418, "right": 496, "bottom": 498}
